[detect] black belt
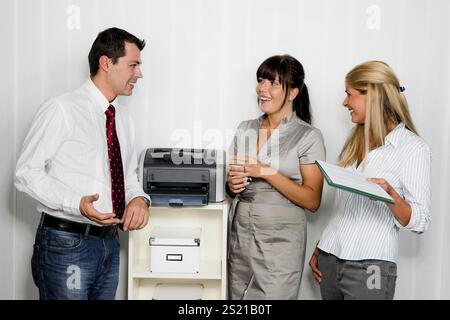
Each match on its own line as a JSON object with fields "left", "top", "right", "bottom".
{"left": 41, "top": 213, "right": 118, "bottom": 239}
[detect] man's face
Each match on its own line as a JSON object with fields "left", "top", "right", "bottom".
{"left": 108, "top": 42, "right": 143, "bottom": 96}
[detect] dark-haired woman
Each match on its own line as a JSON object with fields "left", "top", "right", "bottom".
{"left": 227, "top": 55, "right": 326, "bottom": 299}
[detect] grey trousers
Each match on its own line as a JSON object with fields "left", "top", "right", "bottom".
{"left": 318, "top": 251, "right": 397, "bottom": 300}
{"left": 228, "top": 200, "right": 307, "bottom": 300}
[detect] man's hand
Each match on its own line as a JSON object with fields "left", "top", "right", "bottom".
{"left": 121, "top": 197, "right": 150, "bottom": 231}
{"left": 79, "top": 193, "right": 121, "bottom": 226}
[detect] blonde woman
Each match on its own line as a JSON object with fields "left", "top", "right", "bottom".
{"left": 309, "top": 61, "right": 431, "bottom": 300}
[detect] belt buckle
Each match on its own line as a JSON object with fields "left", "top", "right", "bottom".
{"left": 100, "top": 225, "right": 117, "bottom": 238}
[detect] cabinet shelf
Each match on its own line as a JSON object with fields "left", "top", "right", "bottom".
{"left": 128, "top": 202, "right": 228, "bottom": 300}
{"left": 133, "top": 259, "right": 222, "bottom": 280}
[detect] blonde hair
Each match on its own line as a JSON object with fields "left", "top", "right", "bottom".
{"left": 339, "top": 61, "right": 418, "bottom": 167}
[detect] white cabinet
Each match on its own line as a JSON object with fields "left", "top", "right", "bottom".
{"left": 128, "top": 203, "right": 228, "bottom": 300}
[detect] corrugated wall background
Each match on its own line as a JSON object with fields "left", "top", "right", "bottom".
{"left": 1, "top": 0, "right": 449, "bottom": 299}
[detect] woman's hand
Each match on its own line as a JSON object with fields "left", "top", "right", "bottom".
{"left": 368, "top": 177, "right": 412, "bottom": 226}
{"left": 227, "top": 163, "right": 249, "bottom": 194}
{"left": 232, "top": 156, "right": 276, "bottom": 179}
{"left": 367, "top": 178, "right": 393, "bottom": 195}
{"left": 309, "top": 246, "right": 322, "bottom": 284}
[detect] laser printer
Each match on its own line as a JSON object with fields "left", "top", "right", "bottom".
{"left": 139, "top": 148, "right": 225, "bottom": 206}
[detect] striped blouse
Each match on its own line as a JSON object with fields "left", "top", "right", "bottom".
{"left": 318, "top": 123, "right": 431, "bottom": 263}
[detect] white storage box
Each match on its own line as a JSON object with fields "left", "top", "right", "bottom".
{"left": 149, "top": 226, "right": 201, "bottom": 273}
{"left": 152, "top": 283, "right": 203, "bottom": 300}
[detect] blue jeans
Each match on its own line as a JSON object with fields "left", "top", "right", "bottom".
{"left": 31, "top": 222, "right": 120, "bottom": 300}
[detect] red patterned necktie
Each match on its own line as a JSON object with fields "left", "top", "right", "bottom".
{"left": 105, "top": 105, "right": 125, "bottom": 219}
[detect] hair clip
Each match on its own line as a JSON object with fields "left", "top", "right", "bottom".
{"left": 399, "top": 86, "right": 405, "bottom": 92}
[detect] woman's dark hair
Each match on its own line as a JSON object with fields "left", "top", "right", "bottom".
{"left": 256, "top": 54, "right": 311, "bottom": 124}
{"left": 88, "top": 27, "right": 146, "bottom": 76}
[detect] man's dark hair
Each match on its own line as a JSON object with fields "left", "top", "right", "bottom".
{"left": 88, "top": 27, "right": 146, "bottom": 76}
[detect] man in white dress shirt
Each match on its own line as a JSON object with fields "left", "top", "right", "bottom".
{"left": 14, "top": 27, "right": 151, "bottom": 300}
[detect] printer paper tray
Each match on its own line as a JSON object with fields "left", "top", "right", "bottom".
{"left": 150, "top": 194, "right": 208, "bottom": 206}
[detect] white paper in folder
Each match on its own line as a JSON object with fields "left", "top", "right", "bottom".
{"left": 315, "top": 160, "right": 394, "bottom": 204}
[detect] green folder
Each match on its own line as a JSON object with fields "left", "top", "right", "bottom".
{"left": 315, "top": 160, "right": 395, "bottom": 204}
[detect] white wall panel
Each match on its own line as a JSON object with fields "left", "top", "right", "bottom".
{"left": 0, "top": 0, "right": 17, "bottom": 300}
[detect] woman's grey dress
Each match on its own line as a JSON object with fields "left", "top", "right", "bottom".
{"left": 228, "top": 113, "right": 325, "bottom": 299}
